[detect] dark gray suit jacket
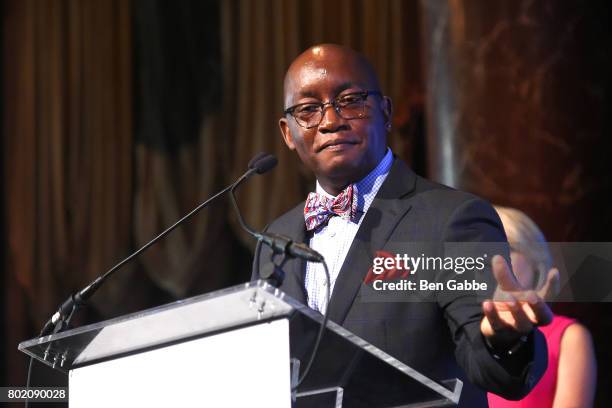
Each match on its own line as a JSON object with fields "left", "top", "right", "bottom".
{"left": 252, "top": 158, "right": 546, "bottom": 407}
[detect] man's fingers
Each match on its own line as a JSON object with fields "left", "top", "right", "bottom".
{"left": 484, "top": 257, "right": 557, "bottom": 341}
{"left": 491, "top": 255, "right": 522, "bottom": 292}
{"left": 482, "top": 300, "right": 506, "bottom": 332}
{"left": 525, "top": 290, "right": 554, "bottom": 326}
{"left": 504, "top": 295, "right": 534, "bottom": 333}
{"left": 482, "top": 299, "right": 523, "bottom": 332}
{"left": 503, "top": 290, "right": 553, "bottom": 326}
{"left": 484, "top": 294, "right": 539, "bottom": 332}
{"left": 538, "top": 267, "right": 560, "bottom": 301}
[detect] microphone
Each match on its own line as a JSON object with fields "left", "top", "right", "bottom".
{"left": 256, "top": 232, "right": 324, "bottom": 263}
{"left": 248, "top": 152, "right": 278, "bottom": 174}
{"left": 228, "top": 158, "right": 324, "bottom": 265}
{"left": 230, "top": 153, "right": 329, "bottom": 391}
{"left": 39, "top": 152, "right": 275, "bottom": 336}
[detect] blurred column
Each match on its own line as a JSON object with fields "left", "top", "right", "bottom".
{"left": 421, "top": 0, "right": 612, "bottom": 241}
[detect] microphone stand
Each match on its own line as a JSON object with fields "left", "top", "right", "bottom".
{"left": 25, "top": 153, "right": 277, "bottom": 408}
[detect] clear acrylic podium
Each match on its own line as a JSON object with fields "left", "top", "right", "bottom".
{"left": 19, "top": 280, "right": 462, "bottom": 407}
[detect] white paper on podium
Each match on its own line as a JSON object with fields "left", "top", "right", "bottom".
{"left": 69, "top": 318, "right": 291, "bottom": 407}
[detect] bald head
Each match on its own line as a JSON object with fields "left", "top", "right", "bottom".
{"left": 283, "top": 44, "right": 381, "bottom": 107}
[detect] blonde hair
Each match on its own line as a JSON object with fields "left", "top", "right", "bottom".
{"left": 494, "top": 206, "right": 552, "bottom": 291}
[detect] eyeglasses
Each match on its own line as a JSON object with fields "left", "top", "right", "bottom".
{"left": 283, "top": 90, "right": 382, "bottom": 129}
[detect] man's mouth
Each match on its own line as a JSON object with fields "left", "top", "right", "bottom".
{"left": 318, "top": 139, "right": 358, "bottom": 152}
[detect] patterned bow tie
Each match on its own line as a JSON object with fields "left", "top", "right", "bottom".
{"left": 304, "top": 184, "right": 358, "bottom": 231}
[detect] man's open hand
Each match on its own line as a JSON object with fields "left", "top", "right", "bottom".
{"left": 480, "top": 255, "right": 559, "bottom": 349}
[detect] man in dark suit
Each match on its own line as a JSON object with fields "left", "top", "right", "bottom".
{"left": 252, "top": 44, "right": 554, "bottom": 406}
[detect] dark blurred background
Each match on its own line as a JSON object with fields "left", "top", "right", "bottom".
{"left": 2, "top": 0, "right": 611, "bottom": 405}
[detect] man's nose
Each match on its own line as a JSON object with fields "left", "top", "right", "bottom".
{"left": 318, "top": 103, "right": 348, "bottom": 133}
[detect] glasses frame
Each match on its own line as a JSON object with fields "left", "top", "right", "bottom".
{"left": 283, "top": 90, "right": 383, "bottom": 129}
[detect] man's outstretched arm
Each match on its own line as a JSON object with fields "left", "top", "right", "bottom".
{"left": 439, "top": 197, "right": 550, "bottom": 400}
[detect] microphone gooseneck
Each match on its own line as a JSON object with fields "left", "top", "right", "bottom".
{"left": 228, "top": 152, "right": 329, "bottom": 392}
{"left": 229, "top": 154, "right": 323, "bottom": 264}
{"left": 40, "top": 152, "right": 277, "bottom": 336}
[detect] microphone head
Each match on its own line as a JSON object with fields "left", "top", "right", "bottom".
{"left": 248, "top": 152, "right": 278, "bottom": 174}
{"left": 248, "top": 152, "right": 268, "bottom": 168}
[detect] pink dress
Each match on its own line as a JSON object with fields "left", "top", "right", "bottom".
{"left": 487, "top": 315, "right": 576, "bottom": 408}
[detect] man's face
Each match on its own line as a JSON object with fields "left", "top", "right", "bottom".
{"left": 279, "top": 47, "right": 392, "bottom": 189}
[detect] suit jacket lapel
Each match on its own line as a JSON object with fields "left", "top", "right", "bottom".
{"left": 327, "top": 159, "right": 417, "bottom": 324}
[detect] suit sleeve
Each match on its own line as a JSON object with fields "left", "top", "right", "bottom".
{"left": 439, "top": 197, "right": 547, "bottom": 400}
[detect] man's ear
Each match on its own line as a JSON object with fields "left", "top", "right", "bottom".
{"left": 279, "top": 117, "right": 296, "bottom": 150}
{"left": 382, "top": 96, "right": 393, "bottom": 127}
